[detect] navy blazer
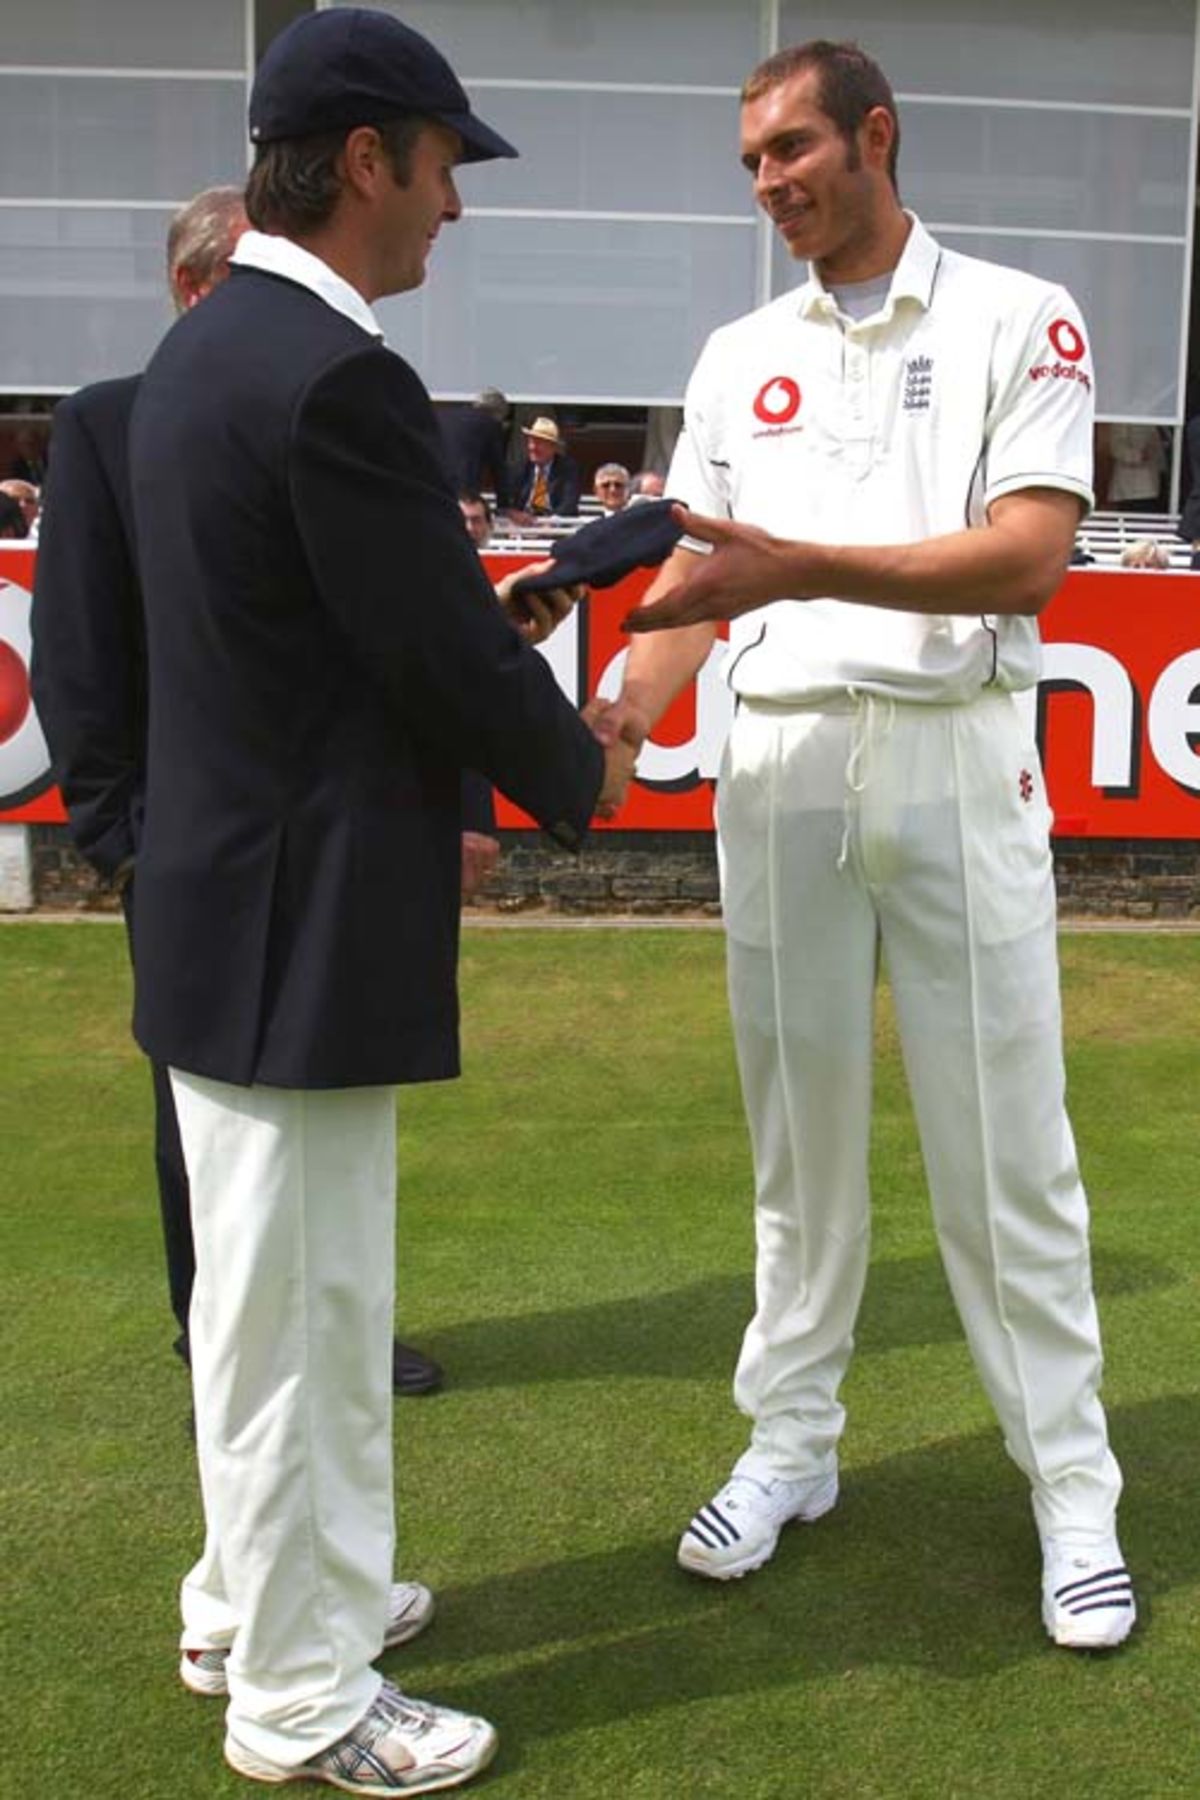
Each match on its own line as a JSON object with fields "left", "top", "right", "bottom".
{"left": 31, "top": 377, "right": 498, "bottom": 865}
{"left": 127, "top": 266, "right": 601, "bottom": 1089}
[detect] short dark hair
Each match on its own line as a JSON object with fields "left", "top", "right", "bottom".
{"left": 0, "top": 491, "right": 26, "bottom": 538}
{"left": 245, "top": 115, "right": 426, "bottom": 236}
{"left": 742, "top": 40, "right": 900, "bottom": 187}
{"left": 458, "top": 490, "right": 493, "bottom": 522}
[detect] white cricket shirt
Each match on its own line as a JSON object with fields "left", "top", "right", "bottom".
{"left": 667, "top": 214, "right": 1095, "bottom": 704}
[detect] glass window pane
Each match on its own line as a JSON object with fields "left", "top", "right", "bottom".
{"left": 5, "top": 0, "right": 246, "bottom": 69}
{"left": 901, "top": 105, "right": 1190, "bottom": 238}
{"left": 937, "top": 232, "right": 1184, "bottom": 420}
{"left": 0, "top": 77, "right": 248, "bottom": 203}
{"left": 456, "top": 88, "right": 748, "bottom": 216}
{"left": 379, "top": 216, "right": 759, "bottom": 403}
{"left": 778, "top": 0, "right": 1196, "bottom": 108}
{"left": 350, "top": 0, "right": 760, "bottom": 85}
{"left": 0, "top": 207, "right": 177, "bottom": 389}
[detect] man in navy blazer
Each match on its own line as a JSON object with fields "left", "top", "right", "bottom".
{"left": 120, "top": 11, "right": 627, "bottom": 1794}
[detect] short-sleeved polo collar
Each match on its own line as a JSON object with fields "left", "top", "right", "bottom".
{"left": 795, "top": 212, "right": 941, "bottom": 324}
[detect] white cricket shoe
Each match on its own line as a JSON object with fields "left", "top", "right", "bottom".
{"left": 1042, "top": 1536, "right": 1136, "bottom": 1649}
{"left": 678, "top": 1468, "right": 838, "bottom": 1580}
{"left": 225, "top": 1679, "right": 497, "bottom": 1794}
{"left": 181, "top": 1581, "right": 435, "bottom": 1697}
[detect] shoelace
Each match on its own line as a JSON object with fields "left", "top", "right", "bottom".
{"left": 373, "top": 1683, "right": 438, "bottom": 1740}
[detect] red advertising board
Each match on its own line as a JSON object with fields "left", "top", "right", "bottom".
{"left": 5, "top": 543, "right": 1200, "bottom": 839}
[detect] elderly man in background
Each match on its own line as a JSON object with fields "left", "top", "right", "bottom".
{"left": 512, "top": 414, "right": 581, "bottom": 517}
{"left": 32, "top": 184, "right": 249, "bottom": 1391}
{"left": 630, "top": 468, "right": 666, "bottom": 500}
{"left": 0, "top": 479, "right": 40, "bottom": 537}
{"left": 593, "top": 462, "right": 631, "bottom": 513}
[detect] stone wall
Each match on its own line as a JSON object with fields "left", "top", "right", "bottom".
{"left": 24, "top": 822, "right": 1200, "bottom": 921}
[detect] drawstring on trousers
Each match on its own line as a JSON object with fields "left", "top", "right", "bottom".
{"left": 836, "top": 689, "right": 895, "bottom": 871}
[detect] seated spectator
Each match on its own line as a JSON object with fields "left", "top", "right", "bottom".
{"left": 440, "top": 387, "right": 513, "bottom": 506}
{"left": 0, "top": 491, "right": 26, "bottom": 538}
{"left": 1118, "top": 539, "right": 1172, "bottom": 569}
{"left": 459, "top": 490, "right": 494, "bottom": 548}
{"left": 9, "top": 424, "right": 47, "bottom": 487}
{"left": 593, "top": 463, "right": 630, "bottom": 513}
{"left": 630, "top": 469, "right": 666, "bottom": 499}
{"left": 0, "top": 479, "right": 38, "bottom": 537}
{"left": 512, "top": 416, "right": 581, "bottom": 517}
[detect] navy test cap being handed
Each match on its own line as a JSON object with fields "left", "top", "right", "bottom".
{"left": 512, "top": 500, "right": 686, "bottom": 596}
{"left": 249, "top": 8, "right": 518, "bottom": 163}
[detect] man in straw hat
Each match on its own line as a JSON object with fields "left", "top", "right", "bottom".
{"left": 513, "top": 414, "right": 581, "bottom": 517}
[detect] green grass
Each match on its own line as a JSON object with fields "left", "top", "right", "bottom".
{"left": 1, "top": 922, "right": 1197, "bottom": 1798}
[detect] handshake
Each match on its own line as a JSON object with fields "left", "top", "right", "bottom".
{"left": 492, "top": 562, "right": 648, "bottom": 823}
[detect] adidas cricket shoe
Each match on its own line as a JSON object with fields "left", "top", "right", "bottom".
{"left": 1042, "top": 1536, "right": 1136, "bottom": 1649}
{"left": 678, "top": 1468, "right": 838, "bottom": 1580}
{"left": 180, "top": 1581, "right": 435, "bottom": 1697}
{"left": 224, "top": 1679, "right": 497, "bottom": 1794}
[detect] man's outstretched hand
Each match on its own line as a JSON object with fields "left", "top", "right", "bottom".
{"left": 622, "top": 507, "right": 799, "bottom": 632}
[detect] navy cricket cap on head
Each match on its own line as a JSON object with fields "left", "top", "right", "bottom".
{"left": 249, "top": 8, "right": 518, "bottom": 163}
{"left": 511, "top": 500, "right": 685, "bottom": 596}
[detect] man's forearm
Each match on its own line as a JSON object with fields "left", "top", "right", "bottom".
{"left": 619, "top": 546, "right": 719, "bottom": 731}
{"left": 625, "top": 489, "right": 1084, "bottom": 636}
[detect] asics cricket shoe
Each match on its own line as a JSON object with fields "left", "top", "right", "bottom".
{"left": 678, "top": 1468, "right": 838, "bottom": 1580}
{"left": 224, "top": 1679, "right": 497, "bottom": 1794}
{"left": 1042, "top": 1535, "right": 1136, "bottom": 1649}
{"left": 180, "top": 1581, "right": 435, "bottom": 1697}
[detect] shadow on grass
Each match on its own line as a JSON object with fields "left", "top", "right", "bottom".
{"left": 395, "top": 1391, "right": 1197, "bottom": 1767}
{"left": 422, "top": 1244, "right": 1179, "bottom": 1389}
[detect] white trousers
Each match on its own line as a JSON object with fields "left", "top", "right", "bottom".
{"left": 169, "top": 1071, "right": 398, "bottom": 1765}
{"left": 718, "top": 691, "right": 1122, "bottom": 1539}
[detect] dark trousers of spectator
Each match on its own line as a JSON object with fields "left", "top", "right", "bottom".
{"left": 121, "top": 882, "right": 194, "bottom": 1360}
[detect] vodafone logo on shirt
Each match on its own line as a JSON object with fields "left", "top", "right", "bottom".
{"left": 1048, "top": 318, "right": 1085, "bottom": 362}
{"left": 1029, "top": 317, "right": 1092, "bottom": 393}
{"left": 752, "top": 375, "right": 804, "bottom": 437}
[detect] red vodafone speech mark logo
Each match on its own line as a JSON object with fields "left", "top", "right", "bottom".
{"left": 753, "top": 376, "right": 802, "bottom": 425}
{"left": 0, "top": 639, "right": 31, "bottom": 745}
{"left": 1048, "top": 318, "right": 1085, "bottom": 363}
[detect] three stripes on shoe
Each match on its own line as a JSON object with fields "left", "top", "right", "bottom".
{"left": 1053, "top": 1563, "right": 1134, "bottom": 1619}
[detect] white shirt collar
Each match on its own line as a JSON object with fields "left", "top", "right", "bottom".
{"left": 230, "top": 230, "right": 384, "bottom": 340}
{"left": 796, "top": 211, "right": 941, "bottom": 323}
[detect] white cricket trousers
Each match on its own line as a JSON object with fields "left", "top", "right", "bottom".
{"left": 718, "top": 690, "right": 1122, "bottom": 1540}
{"left": 169, "top": 1070, "right": 398, "bottom": 1765}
